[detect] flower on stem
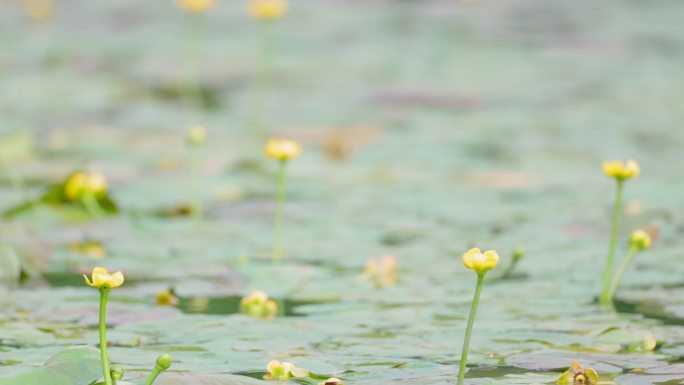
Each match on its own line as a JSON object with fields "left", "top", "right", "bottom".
{"left": 240, "top": 290, "right": 278, "bottom": 318}
{"left": 462, "top": 248, "right": 500, "bottom": 275}
{"left": 557, "top": 362, "right": 598, "bottom": 385}
{"left": 248, "top": 0, "right": 287, "bottom": 20}
{"left": 363, "top": 255, "right": 398, "bottom": 288}
{"left": 603, "top": 159, "right": 640, "bottom": 181}
{"left": 265, "top": 138, "right": 301, "bottom": 161}
{"left": 264, "top": 360, "right": 308, "bottom": 381}
{"left": 630, "top": 229, "right": 651, "bottom": 251}
{"left": 65, "top": 172, "right": 108, "bottom": 201}
{"left": 83, "top": 267, "right": 124, "bottom": 290}
{"left": 186, "top": 125, "right": 207, "bottom": 148}
{"left": 111, "top": 365, "right": 124, "bottom": 382}
{"left": 176, "top": 0, "right": 215, "bottom": 13}
{"left": 156, "top": 354, "right": 173, "bottom": 371}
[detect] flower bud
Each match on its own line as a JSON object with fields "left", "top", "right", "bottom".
{"left": 156, "top": 291, "right": 179, "bottom": 307}
{"left": 186, "top": 125, "right": 207, "bottom": 148}
{"left": 630, "top": 230, "right": 651, "bottom": 251}
{"left": 557, "top": 361, "right": 598, "bottom": 385}
{"left": 602, "top": 159, "right": 640, "bottom": 181}
{"left": 462, "top": 248, "right": 499, "bottom": 275}
{"left": 512, "top": 247, "right": 524, "bottom": 263}
{"left": 111, "top": 365, "right": 124, "bottom": 382}
{"left": 155, "top": 354, "right": 172, "bottom": 371}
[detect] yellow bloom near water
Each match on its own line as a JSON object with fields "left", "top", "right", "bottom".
{"left": 64, "top": 172, "right": 108, "bottom": 201}
{"left": 240, "top": 290, "right": 278, "bottom": 318}
{"left": 265, "top": 360, "right": 308, "bottom": 380}
{"left": 462, "top": 248, "right": 499, "bottom": 274}
{"left": 602, "top": 159, "right": 640, "bottom": 181}
{"left": 83, "top": 267, "right": 124, "bottom": 290}
{"left": 265, "top": 138, "right": 302, "bottom": 161}
{"left": 630, "top": 229, "right": 651, "bottom": 250}
{"left": 176, "top": 0, "right": 215, "bottom": 13}
{"left": 248, "top": 0, "right": 287, "bottom": 20}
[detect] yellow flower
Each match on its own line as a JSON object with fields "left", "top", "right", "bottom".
{"left": 240, "top": 290, "right": 278, "bottom": 318}
{"left": 248, "top": 0, "right": 287, "bottom": 20}
{"left": 557, "top": 361, "right": 598, "bottom": 385}
{"left": 265, "top": 360, "right": 308, "bottom": 380}
{"left": 602, "top": 159, "right": 640, "bottom": 181}
{"left": 630, "top": 229, "right": 651, "bottom": 251}
{"left": 176, "top": 0, "right": 215, "bottom": 13}
{"left": 363, "top": 255, "right": 398, "bottom": 287}
{"left": 156, "top": 291, "right": 179, "bottom": 306}
{"left": 462, "top": 248, "right": 499, "bottom": 274}
{"left": 64, "top": 172, "right": 108, "bottom": 201}
{"left": 186, "top": 125, "right": 207, "bottom": 147}
{"left": 83, "top": 267, "right": 124, "bottom": 290}
{"left": 642, "top": 332, "right": 657, "bottom": 351}
{"left": 319, "top": 378, "right": 344, "bottom": 385}
{"left": 264, "top": 138, "right": 302, "bottom": 161}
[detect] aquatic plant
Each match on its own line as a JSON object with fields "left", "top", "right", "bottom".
{"left": 240, "top": 290, "right": 278, "bottom": 318}
{"left": 264, "top": 360, "right": 308, "bottom": 380}
{"left": 500, "top": 247, "right": 524, "bottom": 279}
{"left": 84, "top": 267, "right": 171, "bottom": 385}
{"left": 557, "top": 361, "right": 598, "bottom": 385}
{"left": 600, "top": 159, "right": 640, "bottom": 307}
{"left": 363, "top": 255, "right": 398, "bottom": 287}
{"left": 265, "top": 138, "right": 301, "bottom": 261}
{"left": 457, "top": 247, "right": 499, "bottom": 385}
{"left": 247, "top": 0, "right": 287, "bottom": 136}
{"left": 606, "top": 229, "right": 652, "bottom": 302}
{"left": 186, "top": 125, "right": 207, "bottom": 222}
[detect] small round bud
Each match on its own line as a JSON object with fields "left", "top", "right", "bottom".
{"left": 512, "top": 247, "right": 524, "bottom": 262}
{"left": 186, "top": 125, "right": 207, "bottom": 148}
{"left": 111, "top": 365, "right": 124, "bottom": 382}
{"left": 630, "top": 230, "right": 651, "bottom": 251}
{"left": 155, "top": 354, "right": 172, "bottom": 371}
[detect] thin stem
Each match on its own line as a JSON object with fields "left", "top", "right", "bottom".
{"left": 249, "top": 20, "right": 274, "bottom": 139}
{"left": 600, "top": 180, "right": 624, "bottom": 306}
{"left": 607, "top": 245, "right": 639, "bottom": 301}
{"left": 183, "top": 14, "right": 204, "bottom": 112}
{"left": 458, "top": 273, "right": 485, "bottom": 385}
{"left": 190, "top": 149, "right": 203, "bottom": 225}
{"left": 99, "top": 289, "right": 113, "bottom": 385}
{"left": 272, "top": 159, "right": 288, "bottom": 262}
{"left": 144, "top": 367, "right": 163, "bottom": 385}
{"left": 82, "top": 193, "right": 107, "bottom": 219}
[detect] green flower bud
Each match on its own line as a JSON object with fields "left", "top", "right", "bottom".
{"left": 630, "top": 230, "right": 651, "bottom": 251}
{"left": 512, "top": 247, "right": 524, "bottom": 262}
{"left": 156, "top": 354, "right": 172, "bottom": 371}
{"left": 111, "top": 365, "right": 124, "bottom": 382}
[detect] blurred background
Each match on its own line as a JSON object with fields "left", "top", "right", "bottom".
{"left": 1, "top": 0, "right": 684, "bottom": 383}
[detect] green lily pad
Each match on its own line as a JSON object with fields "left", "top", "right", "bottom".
{"left": 155, "top": 373, "right": 271, "bottom": 385}
{"left": 0, "top": 346, "right": 102, "bottom": 385}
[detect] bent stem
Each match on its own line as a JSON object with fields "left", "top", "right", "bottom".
{"left": 600, "top": 179, "right": 624, "bottom": 307}
{"left": 607, "top": 244, "right": 639, "bottom": 302}
{"left": 458, "top": 272, "right": 485, "bottom": 385}
{"left": 272, "top": 159, "right": 288, "bottom": 262}
{"left": 99, "top": 289, "right": 113, "bottom": 385}
{"left": 144, "top": 367, "right": 163, "bottom": 385}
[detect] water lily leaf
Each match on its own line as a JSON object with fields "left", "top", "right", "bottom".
{"left": 155, "top": 373, "right": 270, "bottom": 385}
{"left": 0, "top": 346, "right": 102, "bottom": 385}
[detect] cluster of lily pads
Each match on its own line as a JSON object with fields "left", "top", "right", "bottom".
{"left": 0, "top": 1, "right": 660, "bottom": 385}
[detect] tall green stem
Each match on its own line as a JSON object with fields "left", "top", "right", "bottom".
{"left": 607, "top": 245, "right": 639, "bottom": 302}
{"left": 458, "top": 273, "right": 485, "bottom": 385}
{"left": 600, "top": 180, "right": 624, "bottom": 306}
{"left": 272, "top": 159, "right": 287, "bottom": 262}
{"left": 99, "top": 289, "right": 113, "bottom": 385}
{"left": 190, "top": 149, "right": 203, "bottom": 225}
{"left": 249, "top": 20, "right": 274, "bottom": 139}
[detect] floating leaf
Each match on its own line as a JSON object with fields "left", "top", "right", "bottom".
{"left": 0, "top": 347, "right": 102, "bottom": 385}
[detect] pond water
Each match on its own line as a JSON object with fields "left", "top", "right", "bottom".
{"left": 1, "top": 1, "right": 684, "bottom": 384}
